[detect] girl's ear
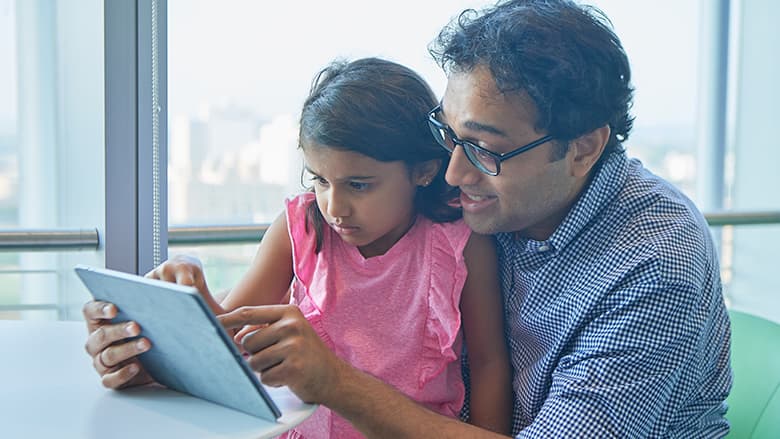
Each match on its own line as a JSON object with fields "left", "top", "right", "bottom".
{"left": 414, "top": 159, "right": 442, "bottom": 187}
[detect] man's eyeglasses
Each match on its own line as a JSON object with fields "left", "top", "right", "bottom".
{"left": 427, "top": 105, "right": 553, "bottom": 176}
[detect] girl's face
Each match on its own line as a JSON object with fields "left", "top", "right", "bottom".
{"left": 303, "top": 144, "right": 427, "bottom": 258}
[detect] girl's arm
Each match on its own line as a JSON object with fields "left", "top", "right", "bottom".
{"left": 460, "top": 232, "right": 513, "bottom": 435}
{"left": 219, "top": 212, "right": 294, "bottom": 312}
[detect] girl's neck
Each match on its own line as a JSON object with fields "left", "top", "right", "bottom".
{"left": 356, "top": 213, "right": 419, "bottom": 259}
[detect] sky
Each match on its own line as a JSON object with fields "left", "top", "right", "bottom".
{"left": 167, "top": 0, "right": 701, "bottom": 129}
{"left": 0, "top": 0, "right": 701, "bottom": 132}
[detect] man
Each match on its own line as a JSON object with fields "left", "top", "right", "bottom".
{"left": 84, "top": 0, "right": 732, "bottom": 437}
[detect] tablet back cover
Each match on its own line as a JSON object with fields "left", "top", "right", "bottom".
{"left": 74, "top": 265, "right": 281, "bottom": 421}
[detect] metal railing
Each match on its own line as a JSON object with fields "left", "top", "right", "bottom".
{"left": 168, "top": 224, "right": 269, "bottom": 246}
{"left": 2, "top": 211, "right": 780, "bottom": 251}
{"left": 701, "top": 211, "right": 780, "bottom": 227}
{"left": 0, "top": 228, "right": 100, "bottom": 251}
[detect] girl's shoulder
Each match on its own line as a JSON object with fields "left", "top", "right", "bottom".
{"left": 285, "top": 192, "right": 315, "bottom": 225}
{"left": 285, "top": 192, "right": 315, "bottom": 211}
{"left": 285, "top": 192, "right": 317, "bottom": 247}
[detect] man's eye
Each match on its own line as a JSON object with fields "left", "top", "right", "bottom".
{"left": 470, "top": 145, "right": 493, "bottom": 160}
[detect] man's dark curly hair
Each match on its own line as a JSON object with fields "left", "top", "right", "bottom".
{"left": 429, "top": 0, "right": 635, "bottom": 162}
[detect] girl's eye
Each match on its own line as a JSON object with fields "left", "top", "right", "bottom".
{"left": 349, "top": 181, "right": 369, "bottom": 191}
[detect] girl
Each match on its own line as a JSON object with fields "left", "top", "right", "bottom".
{"left": 167, "top": 57, "right": 511, "bottom": 438}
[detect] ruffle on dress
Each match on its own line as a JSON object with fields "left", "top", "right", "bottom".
{"left": 285, "top": 193, "right": 319, "bottom": 288}
{"left": 418, "top": 221, "right": 470, "bottom": 389}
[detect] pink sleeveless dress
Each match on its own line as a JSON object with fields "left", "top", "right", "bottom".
{"left": 281, "top": 193, "right": 471, "bottom": 439}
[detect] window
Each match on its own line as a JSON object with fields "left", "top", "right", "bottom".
{"left": 720, "top": 0, "right": 780, "bottom": 322}
{"left": 591, "top": 0, "right": 701, "bottom": 199}
{"left": 0, "top": 0, "right": 104, "bottom": 320}
{"left": 3, "top": 0, "right": 777, "bottom": 322}
{"left": 165, "top": 0, "right": 718, "bottom": 295}
{"left": 167, "top": 0, "right": 780, "bottom": 323}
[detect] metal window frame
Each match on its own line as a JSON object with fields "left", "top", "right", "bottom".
{"left": 104, "top": 0, "right": 167, "bottom": 275}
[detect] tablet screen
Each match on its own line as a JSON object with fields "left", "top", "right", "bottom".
{"left": 75, "top": 264, "right": 282, "bottom": 421}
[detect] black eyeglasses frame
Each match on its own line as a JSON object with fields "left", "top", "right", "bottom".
{"left": 427, "top": 105, "right": 554, "bottom": 176}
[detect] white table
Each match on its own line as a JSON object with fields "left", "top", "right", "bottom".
{"left": 0, "top": 320, "right": 316, "bottom": 438}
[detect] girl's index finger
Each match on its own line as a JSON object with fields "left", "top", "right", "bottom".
{"left": 217, "top": 304, "right": 289, "bottom": 330}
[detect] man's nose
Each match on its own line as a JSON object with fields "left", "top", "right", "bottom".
{"left": 445, "top": 145, "right": 481, "bottom": 187}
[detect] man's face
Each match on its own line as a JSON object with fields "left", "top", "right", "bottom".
{"left": 440, "top": 66, "right": 586, "bottom": 240}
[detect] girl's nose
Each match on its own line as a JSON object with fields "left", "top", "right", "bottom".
{"left": 326, "top": 189, "right": 350, "bottom": 219}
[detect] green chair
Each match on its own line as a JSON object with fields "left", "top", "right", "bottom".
{"left": 726, "top": 310, "right": 780, "bottom": 438}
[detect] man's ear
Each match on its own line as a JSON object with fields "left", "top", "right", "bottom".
{"left": 414, "top": 159, "right": 442, "bottom": 186}
{"left": 569, "top": 125, "right": 610, "bottom": 178}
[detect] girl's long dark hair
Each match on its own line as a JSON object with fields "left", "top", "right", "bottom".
{"left": 298, "top": 57, "right": 461, "bottom": 252}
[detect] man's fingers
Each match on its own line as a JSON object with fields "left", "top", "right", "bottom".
{"left": 218, "top": 304, "right": 292, "bottom": 330}
{"left": 84, "top": 321, "right": 140, "bottom": 356}
{"left": 100, "top": 363, "right": 141, "bottom": 389}
{"left": 99, "top": 337, "right": 150, "bottom": 368}
{"left": 92, "top": 350, "right": 110, "bottom": 373}
{"left": 245, "top": 336, "right": 288, "bottom": 378}
{"left": 239, "top": 322, "right": 282, "bottom": 356}
{"left": 234, "top": 324, "right": 267, "bottom": 342}
{"left": 82, "top": 300, "right": 116, "bottom": 325}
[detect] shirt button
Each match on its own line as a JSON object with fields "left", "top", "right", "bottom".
{"left": 538, "top": 245, "right": 550, "bottom": 252}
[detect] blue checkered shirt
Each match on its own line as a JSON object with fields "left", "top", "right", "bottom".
{"left": 490, "top": 152, "right": 731, "bottom": 437}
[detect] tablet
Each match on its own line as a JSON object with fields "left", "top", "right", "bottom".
{"left": 74, "top": 264, "right": 282, "bottom": 421}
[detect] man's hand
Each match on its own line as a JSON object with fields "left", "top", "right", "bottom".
{"left": 82, "top": 300, "right": 153, "bottom": 389}
{"left": 219, "top": 304, "right": 345, "bottom": 404}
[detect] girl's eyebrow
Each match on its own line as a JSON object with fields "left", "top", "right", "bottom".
{"left": 304, "top": 166, "right": 375, "bottom": 181}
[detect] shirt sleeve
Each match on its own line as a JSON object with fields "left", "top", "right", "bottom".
{"left": 516, "top": 278, "right": 729, "bottom": 438}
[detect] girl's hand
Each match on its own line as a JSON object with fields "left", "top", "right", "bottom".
{"left": 145, "top": 254, "right": 209, "bottom": 295}
{"left": 146, "top": 254, "right": 224, "bottom": 315}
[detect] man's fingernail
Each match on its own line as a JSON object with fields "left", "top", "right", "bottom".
{"left": 125, "top": 323, "right": 136, "bottom": 335}
{"left": 102, "top": 304, "right": 112, "bottom": 316}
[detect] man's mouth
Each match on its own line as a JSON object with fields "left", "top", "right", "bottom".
{"left": 460, "top": 191, "right": 497, "bottom": 212}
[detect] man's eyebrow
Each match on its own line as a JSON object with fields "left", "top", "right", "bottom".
{"left": 463, "top": 120, "right": 508, "bottom": 137}
{"left": 439, "top": 102, "right": 509, "bottom": 138}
